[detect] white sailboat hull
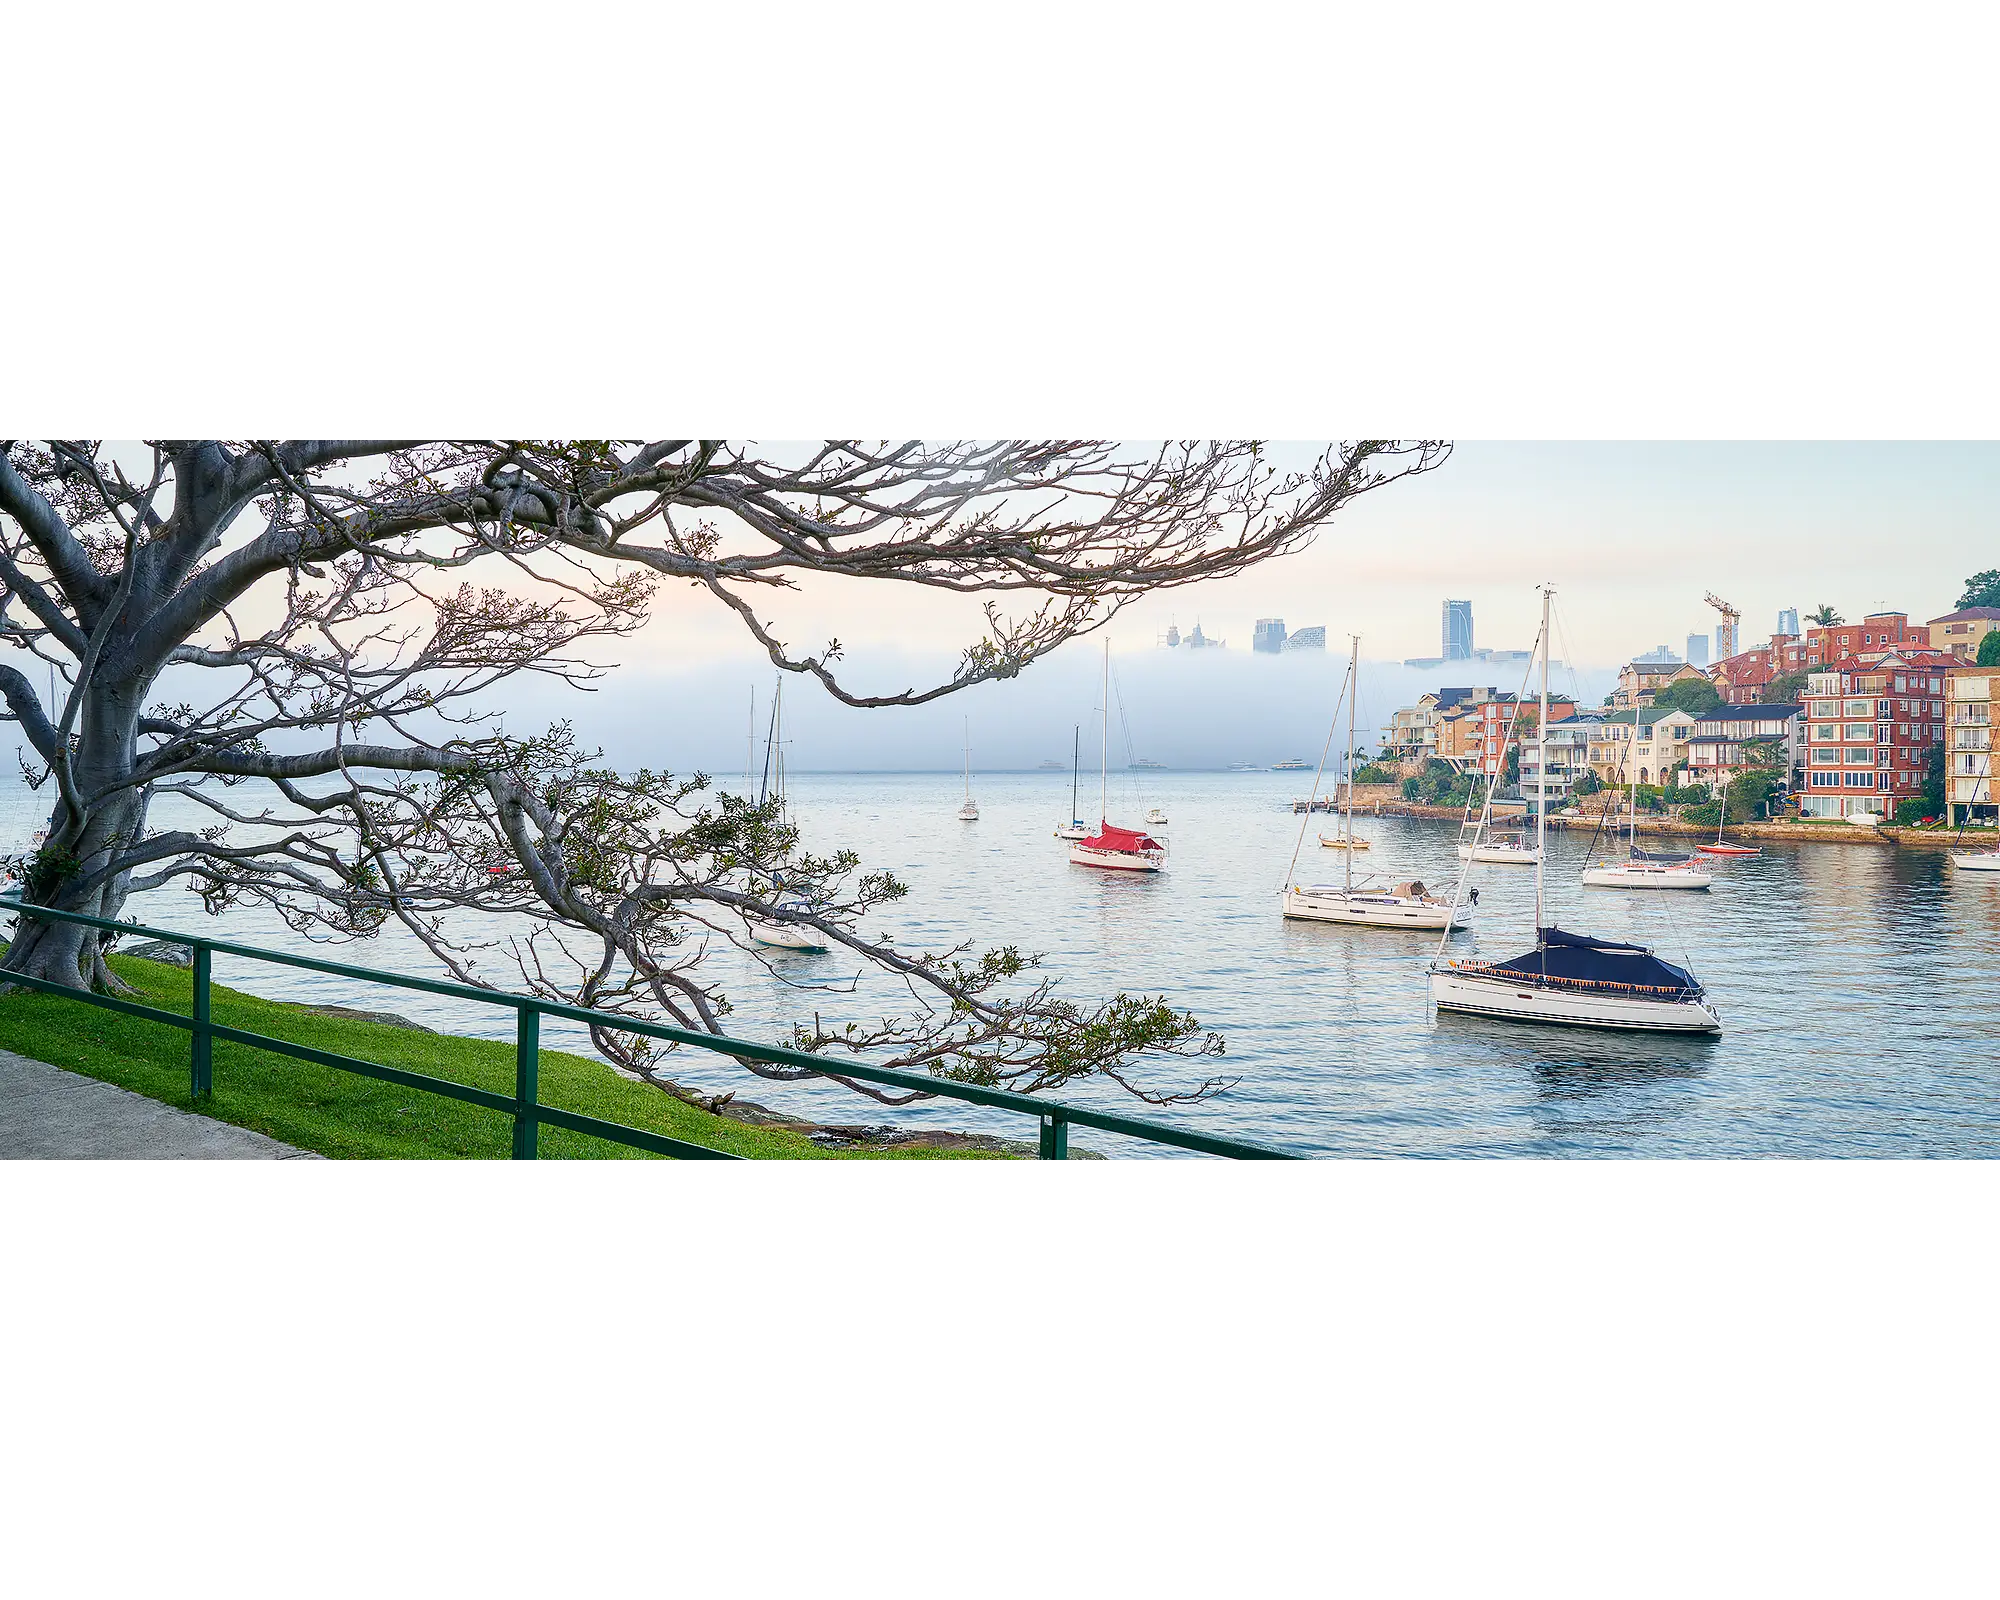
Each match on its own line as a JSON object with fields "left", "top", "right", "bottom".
{"left": 1431, "top": 970, "right": 1721, "bottom": 1032}
{"left": 1457, "top": 844, "right": 1540, "bottom": 864}
{"left": 1283, "top": 887, "right": 1463, "bottom": 930}
{"left": 958, "top": 803, "right": 979, "bottom": 821}
{"left": 1581, "top": 863, "right": 1712, "bottom": 890}
{"left": 1069, "top": 842, "right": 1164, "bottom": 872}
{"left": 1949, "top": 851, "right": 2000, "bottom": 871}
{"left": 1053, "top": 822, "right": 1091, "bottom": 840}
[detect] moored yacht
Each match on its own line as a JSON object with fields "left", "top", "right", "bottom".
{"left": 1430, "top": 926, "right": 1721, "bottom": 1032}
{"left": 1281, "top": 634, "right": 1457, "bottom": 929}
{"left": 957, "top": 717, "right": 979, "bottom": 821}
{"left": 743, "top": 678, "right": 833, "bottom": 952}
{"left": 1428, "top": 584, "right": 1722, "bottom": 1034}
{"left": 1054, "top": 723, "right": 1091, "bottom": 838}
{"left": 1285, "top": 878, "right": 1463, "bottom": 929}
{"left": 1070, "top": 641, "right": 1165, "bottom": 873}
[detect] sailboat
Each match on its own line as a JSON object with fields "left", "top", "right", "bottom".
{"left": 1069, "top": 641, "right": 1166, "bottom": 871}
{"left": 1284, "top": 635, "right": 1461, "bottom": 928}
{"left": 1695, "top": 769, "right": 1761, "bottom": 857}
{"left": 1429, "top": 587, "right": 1721, "bottom": 1033}
{"left": 1579, "top": 715, "right": 1713, "bottom": 890}
{"left": 1457, "top": 810, "right": 1539, "bottom": 865}
{"left": 957, "top": 718, "right": 979, "bottom": 821}
{"left": 1054, "top": 725, "right": 1091, "bottom": 839}
{"left": 743, "top": 677, "right": 833, "bottom": 951}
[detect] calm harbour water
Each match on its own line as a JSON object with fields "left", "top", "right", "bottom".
{"left": 5, "top": 770, "right": 1996, "bottom": 1158}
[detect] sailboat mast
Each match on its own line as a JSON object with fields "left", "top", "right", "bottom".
{"left": 1072, "top": 724, "right": 1080, "bottom": 820}
{"left": 758, "top": 677, "right": 780, "bottom": 807}
{"left": 1536, "top": 585, "right": 1550, "bottom": 933}
{"left": 1100, "top": 638, "right": 1110, "bottom": 825}
{"left": 773, "top": 677, "right": 786, "bottom": 822}
{"left": 1344, "top": 634, "right": 1358, "bottom": 894}
{"left": 963, "top": 717, "right": 971, "bottom": 801}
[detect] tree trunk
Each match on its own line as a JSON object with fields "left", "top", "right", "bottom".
{"left": 2, "top": 680, "right": 147, "bottom": 992}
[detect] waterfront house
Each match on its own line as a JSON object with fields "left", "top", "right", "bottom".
{"left": 1612, "top": 658, "right": 1707, "bottom": 709}
{"left": 1929, "top": 607, "right": 2000, "bottom": 662}
{"left": 1709, "top": 633, "right": 1808, "bottom": 704}
{"left": 1799, "top": 651, "right": 1949, "bottom": 818}
{"left": 1587, "top": 707, "right": 1697, "bottom": 786}
{"left": 1385, "top": 688, "right": 1474, "bottom": 762}
{"left": 1433, "top": 691, "right": 1579, "bottom": 779}
{"left": 1944, "top": 664, "right": 1996, "bottom": 826}
{"left": 1685, "top": 703, "right": 1804, "bottom": 786}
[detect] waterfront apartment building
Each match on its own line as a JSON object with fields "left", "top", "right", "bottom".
{"left": 1929, "top": 607, "right": 2000, "bottom": 661}
{"left": 1520, "top": 713, "right": 1601, "bottom": 803}
{"left": 1945, "top": 665, "right": 1995, "bottom": 825}
{"left": 1804, "top": 611, "right": 1930, "bottom": 667}
{"left": 1684, "top": 704, "right": 1804, "bottom": 786}
{"left": 1443, "top": 599, "right": 1473, "bottom": 661}
{"left": 1587, "top": 708, "right": 1698, "bottom": 786}
{"left": 1799, "top": 653, "right": 1949, "bottom": 818}
{"left": 1253, "top": 618, "right": 1288, "bottom": 653}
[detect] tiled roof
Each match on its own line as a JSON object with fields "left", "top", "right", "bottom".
{"left": 1931, "top": 607, "right": 2000, "bottom": 622}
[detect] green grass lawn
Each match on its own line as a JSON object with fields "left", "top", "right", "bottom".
{"left": 0, "top": 952, "right": 1003, "bottom": 1160}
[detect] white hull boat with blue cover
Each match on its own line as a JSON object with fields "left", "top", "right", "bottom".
{"left": 1949, "top": 851, "right": 2000, "bottom": 871}
{"left": 1430, "top": 932, "right": 1721, "bottom": 1033}
{"left": 1427, "top": 585, "right": 1723, "bottom": 1036}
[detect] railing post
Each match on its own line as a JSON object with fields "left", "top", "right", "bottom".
{"left": 1038, "top": 1111, "right": 1069, "bottom": 1160}
{"left": 190, "top": 943, "right": 213, "bottom": 1102}
{"left": 512, "top": 1003, "right": 540, "bottom": 1160}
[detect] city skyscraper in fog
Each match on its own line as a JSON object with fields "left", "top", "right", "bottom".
{"left": 1442, "top": 599, "right": 1473, "bottom": 661}
{"left": 1253, "top": 618, "right": 1288, "bottom": 653}
{"left": 1684, "top": 632, "right": 1710, "bottom": 667}
{"left": 1778, "top": 607, "right": 1800, "bottom": 637}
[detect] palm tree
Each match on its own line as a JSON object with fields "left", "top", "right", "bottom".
{"left": 1807, "top": 604, "right": 1843, "bottom": 626}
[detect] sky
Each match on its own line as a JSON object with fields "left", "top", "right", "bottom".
{"left": 519, "top": 441, "right": 1997, "bottom": 770}
{"left": 81, "top": 440, "right": 2000, "bottom": 773}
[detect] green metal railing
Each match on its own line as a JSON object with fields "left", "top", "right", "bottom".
{"left": 0, "top": 899, "right": 1295, "bottom": 1161}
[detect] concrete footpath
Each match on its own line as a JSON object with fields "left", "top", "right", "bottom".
{"left": 0, "top": 1049, "right": 319, "bottom": 1159}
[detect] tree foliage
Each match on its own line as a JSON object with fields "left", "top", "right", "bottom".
{"left": 1807, "top": 605, "right": 1843, "bottom": 627}
{"left": 1958, "top": 569, "right": 2000, "bottom": 609}
{"left": 1766, "top": 669, "right": 1811, "bottom": 705}
{"left": 1653, "top": 676, "right": 1722, "bottom": 715}
{"left": 0, "top": 438, "right": 1447, "bottom": 1107}
{"left": 1977, "top": 629, "right": 2000, "bottom": 667}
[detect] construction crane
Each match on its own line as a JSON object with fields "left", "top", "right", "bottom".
{"left": 1704, "top": 591, "right": 1740, "bottom": 662}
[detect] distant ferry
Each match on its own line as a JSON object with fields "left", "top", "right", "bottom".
{"left": 1227, "top": 764, "right": 1262, "bottom": 773}
{"left": 1271, "top": 758, "right": 1313, "bottom": 771}
{"left": 1129, "top": 758, "right": 1165, "bottom": 770}
{"left": 1036, "top": 759, "right": 1066, "bottom": 770}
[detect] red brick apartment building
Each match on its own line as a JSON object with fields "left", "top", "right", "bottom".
{"left": 1804, "top": 612, "right": 1930, "bottom": 667}
{"left": 1710, "top": 633, "right": 1809, "bottom": 704}
{"left": 1799, "top": 650, "right": 1950, "bottom": 818}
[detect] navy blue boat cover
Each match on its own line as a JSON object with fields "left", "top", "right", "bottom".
{"left": 1488, "top": 926, "right": 1703, "bottom": 994}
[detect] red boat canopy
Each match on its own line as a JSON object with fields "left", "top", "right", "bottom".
{"left": 1084, "top": 821, "right": 1162, "bottom": 852}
